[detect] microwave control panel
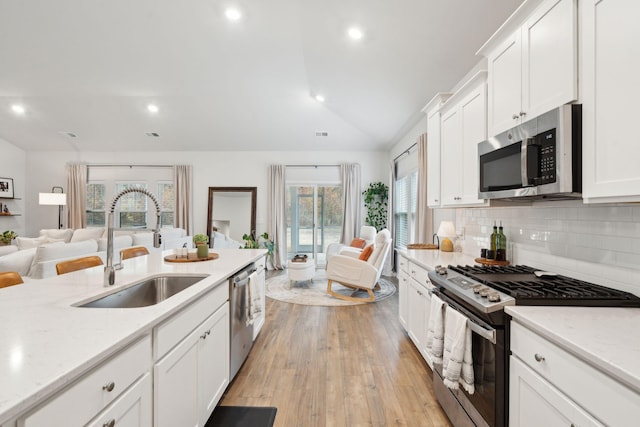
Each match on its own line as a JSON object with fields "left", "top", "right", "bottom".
{"left": 533, "top": 128, "right": 556, "bottom": 184}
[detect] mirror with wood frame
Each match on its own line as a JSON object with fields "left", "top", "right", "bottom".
{"left": 206, "top": 187, "right": 256, "bottom": 248}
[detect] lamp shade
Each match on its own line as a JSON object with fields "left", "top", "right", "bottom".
{"left": 39, "top": 192, "right": 67, "bottom": 206}
{"left": 436, "top": 221, "right": 456, "bottom": 239}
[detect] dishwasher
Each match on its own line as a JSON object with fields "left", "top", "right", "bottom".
{"left": 229, "top": 264, "right": 256, "bottom": 381}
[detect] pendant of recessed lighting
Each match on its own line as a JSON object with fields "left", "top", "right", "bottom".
{"left": 348, "top": 27, "right": 364, "bottom": 40}
{"left": 225, "top": 7, "right": 242, "bottom": 22}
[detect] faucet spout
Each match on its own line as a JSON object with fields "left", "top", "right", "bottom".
{"left": 105, "top": 187, "right": 162, "bottom": 286}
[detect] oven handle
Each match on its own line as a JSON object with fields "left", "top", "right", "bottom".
{"left": 430, "top": 288, "right": 497, "bottom": 344}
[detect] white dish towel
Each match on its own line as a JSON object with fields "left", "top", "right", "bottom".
{"left": 425, "top": 294, "right": 445, "bottom": 364}
{"left": 442, "top": 306, "right": 475, "bottom": 394}
{"left": 246, "top": 270, "right": 262, "bottom": 326}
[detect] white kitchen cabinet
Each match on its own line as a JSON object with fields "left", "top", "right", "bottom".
{"left": 510, "top": 321, "right": 640, "bottom": 426}
{"left": 581, "top": 0, "right": 640, "bottom": 203}
{"left": 154, "top": 302, "right": 229, "bottom": 427}
{"left": 440, "top": 71, "right": 489, "bottom": 207}
{"left": 397, "top": 252, "right": 409, "bottom": 329}
{"left": 406, "top": 261, "right": 434, "bottom": 368}
{"left": 422, "top": 93, "right": 452, "bottom": 208}
{"left": 19, "top": 335, "right": 152, "bottom": 427}
{"left": 253, "top": 256, "right": 266, "bottom": 340}
{"left": 483, "top": 0, "right": 577, "bottom": 136}
{"left": 86, "top": 373, "right": 152, "bottom": 427}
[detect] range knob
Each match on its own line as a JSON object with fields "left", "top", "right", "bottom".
{"left": 472, "top": 285, "right": 484, "bottom": 294}
{"left": 479, "top": 288, "right": 491, "bottom": 298}
{"left": 435, "top": 265, "right": 448, "bottom": 275}
{"left": 488, "top": 293, "right": 501, "bottom": 302}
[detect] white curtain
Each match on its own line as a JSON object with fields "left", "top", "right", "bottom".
{"left": 414, "top": 134, "right": 433, "bottom": 243}
{"left": 339, "top": 163, "right": 361, "bottom": 243}
{"left": 268, "top": 165, "right": 286, "bottom": 270}
{"left": 66, "top": 162, "right": 87, "bottom": 229}
{"left": 173, "top": 165, "right": 192, "bottom": 235}
{"left": 388, "top": 159, "right": 397, "bottom": 271}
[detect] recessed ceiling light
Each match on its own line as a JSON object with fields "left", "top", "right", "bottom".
{"left": 147, "top": 104, "right": 159, "bottom": 113}
{"left": 225, "top": 7, "right": 242, "bottom": 21}
{"left": 348, "top": 27, "right": 364, "bottom": 40}
{"left": 314, "top": 94, "right": 325, "bottom": 103}
{"left": 11, "top": 105, "right": 25, "bottom": 114}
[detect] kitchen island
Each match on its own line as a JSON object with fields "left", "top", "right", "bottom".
{"left": 0, "top": 248, "right": 266, "bottom": 426}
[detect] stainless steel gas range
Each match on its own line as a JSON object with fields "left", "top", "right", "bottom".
{"left": 427, "top": 264, "right": 640, "bottom": 427}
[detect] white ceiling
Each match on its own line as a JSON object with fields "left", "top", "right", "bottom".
{"left": 0, "top": 0, "right": 523, "bottom": 152}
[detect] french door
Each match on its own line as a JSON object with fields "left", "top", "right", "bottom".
{"left": 286, "top": 185, "right": 342, "bottom": 267}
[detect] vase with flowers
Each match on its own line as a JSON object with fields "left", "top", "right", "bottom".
{"left": 193, "top": 233, "right": 209, "bottom": 258}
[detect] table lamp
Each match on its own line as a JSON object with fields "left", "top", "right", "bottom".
{"left": 437, "top": 221, "right": 456, "bottom": 252}
{"left": 39, "top": 186, "right": 67, "bottom": 229}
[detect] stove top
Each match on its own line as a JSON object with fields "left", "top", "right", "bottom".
{"left": 428, "top": 264, "right": 640, "bottom": 312}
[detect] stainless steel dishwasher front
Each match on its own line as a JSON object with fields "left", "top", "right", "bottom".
{"left": 229, "top": 264, "right": 256, "bottom": 381}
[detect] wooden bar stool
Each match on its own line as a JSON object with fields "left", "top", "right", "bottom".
{"left": 56, "top": 256, "right": 104, "bottom": 275}
{"left": 0, "top": 271, "right": 24, "bottom": 288}
{"left": 120, "top": 246, "right": 150, "bottom": 260}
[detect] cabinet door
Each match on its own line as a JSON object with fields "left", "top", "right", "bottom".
{"left": 522, "top": 0, "right": 577, "bottom": 121}
{"left": 440, "top": 106, "right": 462, "bottom": 206}
{"left": 427, "top": 107, "right": 442, "bottom": 207}
{"left": 198, "top": 303, "right": 230, "bottom": 426}
{"left": 582, "top": 0, "right": 640, "bottom": 203}
{"left": 459, "top": 84, "right": 488, "bottom": 206}
{"left": 398, "top": 269, "right": 409, "bottom": 330}
{"left": 87, "top": 373, "right": 152, "bottom": 427}
{"left": 253, "top": 259, "right": 266, "bottom": 339}
{"left": 407, "top": 278, "right": 430, "bottom": 364}
{"left": 487, "top": 31, "right": 522, "bottom": 136}
{"left": 154, "top": 325, "right": 200, "bottom": 427}
{"left": 510, "top": 357, "right": 603, "bottom": 427}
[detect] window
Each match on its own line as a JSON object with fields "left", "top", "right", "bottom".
{"left": 394, "top": 170, "right": 417, "bottom": 249}
{"left": 157, "top": 182, "right": 175, "bottom": 227}
{"left": 86, "top": 183, "right": 106, "bottom": 227}
{"left": 115, "top": 183, "right": 148, "bottom": 228}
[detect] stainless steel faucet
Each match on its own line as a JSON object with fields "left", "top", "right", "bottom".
{"left": 104, "top": 187, "right": 162, "bottom": 286}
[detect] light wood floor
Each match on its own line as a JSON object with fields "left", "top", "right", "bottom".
{"left": 220, "top": 272, "right": 452, "bottom": 427}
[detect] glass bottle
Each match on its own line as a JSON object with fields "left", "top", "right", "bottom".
{"left": 497, "top": 221, "right": 507, "bottom": 261}
{"left": 489, "top": 221, "right": 498, "bottom": 259}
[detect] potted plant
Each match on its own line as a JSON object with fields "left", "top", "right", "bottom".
{"left": 193, "top": 233, "right": 209, "bottom": 258}
{"left": 0, "top": 230, "right": 17, "bottom": 246}
{"left": 362, "top": 182, "right": 389, "bottom": 231}
{"left": 242, "top": 231, "right": 278, "bottom": 269}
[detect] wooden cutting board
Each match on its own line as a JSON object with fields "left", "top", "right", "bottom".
{"left": 164, "top": 252, "right": 219, "bottom": 262}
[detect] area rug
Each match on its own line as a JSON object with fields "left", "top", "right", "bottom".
{"left": 265, "top": 269, "right": 396, "bottom": 306}
{"left": 206, "top": 406, "right": 277, "bottom": 427}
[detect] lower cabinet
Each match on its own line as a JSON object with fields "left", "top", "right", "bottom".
{"left": 86, "top": 373, "right": 152, "bottom": 427}
{"left": 154, "top": 302, "right": 229, "bottom": 427}
{"left": 253, "top": 256, "right": 266, "bottom": 340}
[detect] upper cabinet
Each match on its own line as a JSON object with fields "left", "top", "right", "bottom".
{"left": 581, "top": 0, "right": 640, "bottom": 203}
{"left": 440, "top": 71, "right": 489, "bottom": 208}
{"left": 422, "top": 93, "right": 451, "bottom": 208}
{"left": 479, "top": 0, "right": 578, "bottom": 137}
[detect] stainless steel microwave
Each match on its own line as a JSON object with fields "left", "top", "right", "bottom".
{"left": 478, "top": 104, "right": 582, "bottom": 200}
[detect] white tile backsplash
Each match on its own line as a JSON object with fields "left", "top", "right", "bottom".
{"left": 436, "top": 201, "right": 640, "bottom": 296}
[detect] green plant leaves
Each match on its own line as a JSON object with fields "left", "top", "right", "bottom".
{"left": 362, "top": 182, "right": 389, "bottom": 231}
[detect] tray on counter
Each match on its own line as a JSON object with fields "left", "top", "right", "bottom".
{"left": 164, "top": 252, "right": 219, "bottom": 263}
{"left": 475, "top": 257, "right": 510, "bottom": 266}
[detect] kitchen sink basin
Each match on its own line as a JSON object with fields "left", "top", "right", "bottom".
{"left": 77, "top": 275, "right": 208, "bottom": 308}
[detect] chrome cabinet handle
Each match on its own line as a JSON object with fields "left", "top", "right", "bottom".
{"left": 519, "top": 111, "right": 526, "bottom": 117}
{"left": 103, "top": 419, "right": 115, "bottom": 427}
{"left": 534, "top": 353, "right": 545, "bottom": 362}
{"left": 512, "top": 113, "right": 519, "bottom": 120}
{"left": 102, "top": 381, "right": 115, "bottom": 392}
{"left": 201, "top": 329, "right": 212, "bottom": 339}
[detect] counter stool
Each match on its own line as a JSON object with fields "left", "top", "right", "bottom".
{"left": 287, "top": 259, "right": 315, "bottom": 288}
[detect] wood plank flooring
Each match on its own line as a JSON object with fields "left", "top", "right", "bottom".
{"left": 220, "top": 272, "right": 452, "bottom": 427}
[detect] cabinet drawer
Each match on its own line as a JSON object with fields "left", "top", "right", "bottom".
{"left": 20, "top": 334, "right": 151, "bottom": 427}
{"left": 510, "top": 321, "right": 640, "bottom": 426}
{"left": 408, "top": 261, "right": 430, "bottom": 285}
{"left": 154, "top": 282, "right": 228, "bottom": 359}
{"left": 397, "top": 254, "right": 409, "bottom": 274}
{"left": 86, "top": 373, "right": 152, "bottom": 427}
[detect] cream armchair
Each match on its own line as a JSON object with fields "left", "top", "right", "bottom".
{"left": 325, "top": 225, "right": 377, "bottom": 262}
{"left": 326, "top": 229, "right": 392, "bottom": 302}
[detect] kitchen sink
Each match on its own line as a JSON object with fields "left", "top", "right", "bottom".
{"left": 76, "top": 274, "right": 209, "bottom": 308}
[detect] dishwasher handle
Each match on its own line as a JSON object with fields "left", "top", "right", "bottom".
{"left": 232, "top": 266, "right": 256, "bottom": 287}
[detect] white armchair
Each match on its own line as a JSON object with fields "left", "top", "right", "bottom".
{"left": 326, "top": 229, "right": 392, "bottom": 302}
{"left": 325, "top": 225, "right": 377, "bottom": 262}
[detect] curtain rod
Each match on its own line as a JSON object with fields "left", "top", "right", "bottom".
{"left": 88, "top": 164, "right": 174, "bottom": 168}
{"left": 393, "top": 142, "right": 418, "bottom": 162}
{"left": 285, "top": 164, "right": 340, "bottom": 168}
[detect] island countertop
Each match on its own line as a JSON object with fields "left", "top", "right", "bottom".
{"left": 0, "top": 248, "right": 266, "bottom": 424}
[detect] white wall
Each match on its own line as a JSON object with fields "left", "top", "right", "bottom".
{"left": 0, "top": 138, "right": 26, "bottom": 238}
{"left": 25, "top": 150, "right": 388, "bottom": 237}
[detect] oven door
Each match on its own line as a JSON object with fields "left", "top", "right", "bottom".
{"left": 431, "top": 289, "right": 506, "bottom": 427}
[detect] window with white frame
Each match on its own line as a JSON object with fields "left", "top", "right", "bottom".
{"left": 393, "top": 146, "right": 418, "bottom": 249}
{"left": 157, "top": 181, "right": 175, "bottom": 227}
{"left": 115, "top": 183, "right": 148, "bottom": 228}
{"left": 86, "top": 182, "right": 106, "bottom": 227}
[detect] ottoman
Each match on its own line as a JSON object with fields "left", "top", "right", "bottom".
{"left": 287, "top": 259, "right": 315, "bottom": 288}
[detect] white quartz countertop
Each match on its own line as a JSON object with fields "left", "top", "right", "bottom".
{"left": 505, "top": 305, "right": 640, "bottom": 394}
{"left": 0, "top": 248, "right": 266, "bottom": 424}
{"left": 399, "top": 249, "right": 477, "bottom": 271}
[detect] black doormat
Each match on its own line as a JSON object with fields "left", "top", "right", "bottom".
{"left": 205, "top": 406, "right": 277, "bottom": 427}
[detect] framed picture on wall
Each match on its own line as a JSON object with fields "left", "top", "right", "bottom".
{"left": 0, "top": 177, "right": 14, "bottom": 198}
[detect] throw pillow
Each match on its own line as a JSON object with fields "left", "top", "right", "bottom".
{"left": 70, "top": 228, "right": 104, "bottom": 242}
{"left": 39, "top": 229, "right": 74, "bottom": 243}
{"left": 358, "top": 244, "right": 374, "bottom": 261}
{"left": 349, "top": 238, "right": 366, "bottom": 249}
{"left": 15, "top": 236, "right": 47, "bottom": 250}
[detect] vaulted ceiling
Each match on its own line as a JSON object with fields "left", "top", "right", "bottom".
{"left": 0, "top": 0, "right": 523, "bottom": 152}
